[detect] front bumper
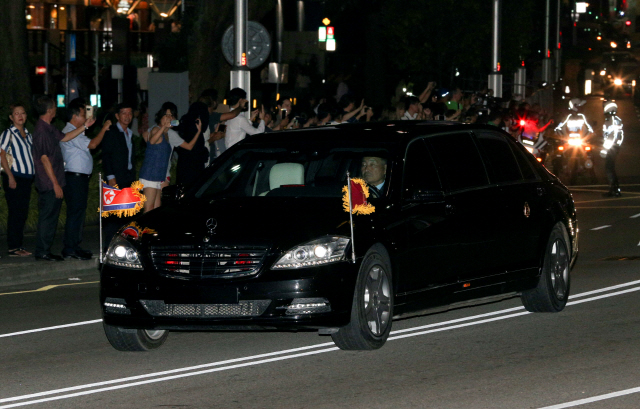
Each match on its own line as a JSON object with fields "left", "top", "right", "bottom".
{"left": 100, "top": 261, "right": 358, "bottom": 331}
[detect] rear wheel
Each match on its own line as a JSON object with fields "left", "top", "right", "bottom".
{"left": 521, "top": 222, "right": 571, "bottom": 312}
{"left": 103, "top": 322, "right": 169, "bottom": 351}
{"left": 331, "top": 245, "right": 393, "bottom": 350}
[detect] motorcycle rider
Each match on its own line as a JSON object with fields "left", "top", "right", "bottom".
{"left": 601, "top": 101, "right": 623, "bottom": 197}
{"left": 554, "top": 98, "right": 594, "bottom": 140}
{"left": 553, "top": 98, "right": 595, "bottom": 183}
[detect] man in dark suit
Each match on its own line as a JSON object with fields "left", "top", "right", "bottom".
{"left": 103, "top": 103, "right": 136, "bottom": 188}
{"left": 102, "top": 103, "right": 137, "bottom": 250}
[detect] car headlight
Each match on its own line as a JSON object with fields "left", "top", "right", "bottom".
{"left": 104, "top": 235, "right": 143, "bottom": 269}
{"left": 271, "top": 236, "right": 350, "bottom": 269}
{"left": 614, "top": 78, "right": 623, "bottom": 85}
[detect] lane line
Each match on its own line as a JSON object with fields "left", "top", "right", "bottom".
{"left": 536, "top": 386, "right": 640, "bottom": 409}
{"left": 576, "top": 206, "right": 640, "bottom": 209}
{"left": 0, "top": 281, "right": 99, "bottom": 297}
{"left": 590, "top": 225, "right": 611, "bottom": 230}
{"left": 0, "top": 320, "right": 103, "bottom": 339}
{"left": 574, "top": 196, "right": 640, "bottom": 204}
{"left": 3, "top": 278, "right": 640, "bottom": 340}
{"left": 2, "top": 283, "right": 639, "bottom": 408}
{"left": 631, "top": 212, "right": 640, "bottom": 218}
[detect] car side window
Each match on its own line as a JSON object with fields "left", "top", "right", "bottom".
{"left": 474, "top": 131, "right": 523, "bottom": 184}
{"left": 402, "top": 139, "right": 441, "bottom": 199}
{"left": 511, "top": 143, "right": 539, "bottom": 180}
{"left": 425, "top": 132, "right": 488, "bottom": 192}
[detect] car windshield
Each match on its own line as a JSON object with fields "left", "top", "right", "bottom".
{"left": 194, "top": 147, "right": 389, "bottom": 200}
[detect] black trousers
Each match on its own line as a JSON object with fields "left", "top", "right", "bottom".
{"left": 1, "top": 173, "right": 33, "bottom": 250}
{"left": 35, "top": 189, "right": 63, "bottom": 257}
{"left": 605, "top": 146, "right": 620, "bottom": 189}
{"left": 63, "top": 172, "right": 90, "bottom": 253}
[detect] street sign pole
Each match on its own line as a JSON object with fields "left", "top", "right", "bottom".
{"left": 488, "top": 0, "right": 502, "bottom": 98}
{"left": 231, "top": 0, "right": 250, "bottom": 117}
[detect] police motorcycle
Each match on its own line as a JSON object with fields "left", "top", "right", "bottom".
{"left": 601, "top": 100, "right": 624, "bottom": 196}
{"left": 515, "top": 114, "right": 550, "bottom": 163}
{"left": 552, "top": 98, "right": 597, "bottom": 184}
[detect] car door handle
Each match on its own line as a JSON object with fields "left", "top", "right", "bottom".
{"left": 537, "top": 187, "right": 545, "bottom": 196}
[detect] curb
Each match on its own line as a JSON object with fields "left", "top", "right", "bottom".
{"left": 0, "top": 257, "right": 100, "bottom": 288}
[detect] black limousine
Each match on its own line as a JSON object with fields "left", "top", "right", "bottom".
{"left": 101, "top": 121, "right": 578, "bottom": 351}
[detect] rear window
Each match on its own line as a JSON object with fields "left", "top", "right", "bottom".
{"left": 474, "top": 131, "right": 522, "bottom": 184}
{"left": 425, "top": 132, "right": 488, "bottom": 192}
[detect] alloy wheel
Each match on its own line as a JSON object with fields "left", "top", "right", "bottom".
{"left": 549, "top": 239, "right": 569, "bottom": 300}
{"left": 363, "top": 265, "right": 391, "bottom": 336}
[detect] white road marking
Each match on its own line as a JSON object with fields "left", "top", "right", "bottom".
{"left": 0, "top": 320, "right": 103, "bottom": 338}
{"left": 536, "top": 386, "right": 640, "bottom": 409}
{"left": 3, "top": 279, "right": 640, "bottom": 340}
{"left": 1, "top": 282, "right": 640, "bottom": 408}
{"left": 590, "top": 225, "right": 611, "bottom": 230}
{"left": 630, "top": 213, "right": 640, "bottom": 218}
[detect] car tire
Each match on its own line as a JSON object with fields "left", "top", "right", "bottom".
{"left": 521, "top": 222, "right": 571, "bottom": 312}
{"left": 103, "top": 322, "right": 169, "bottom": 351}
{"left": 331, "top": 244, "right": 393, "bottom": 350}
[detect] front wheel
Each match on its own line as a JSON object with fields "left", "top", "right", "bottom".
{"left": 103, "top": 322, "right": 169, "bottom": 351}
{"left": 521, "top": 222, "right": 571, "bottom": 312}
{"left": 331, "top": 245, "right": 394, "bottom": 350}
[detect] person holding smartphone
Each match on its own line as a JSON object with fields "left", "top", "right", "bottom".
{"left": 224, "top": 88, "right": 265, "bottom": 149}
{"left": 139, "top": 102, "right": 201, "bottom": 212}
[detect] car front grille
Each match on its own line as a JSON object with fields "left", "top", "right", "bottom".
{"left": 140, "top": 299, "right": 271, "bottom": 318}
{"left": 150, "top": 245, "right": 268, "bottom": 279}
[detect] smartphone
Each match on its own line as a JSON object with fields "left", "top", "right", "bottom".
{"left": 281, "top": 109, "right": 287, "bottom": 120}
{"left": 217, "top": 124, "right": 226, "bottom": 133}
{"left": 85, "top": 105, "right": 94, "bottom": 120}
{"left": 170, "top": 119, "right": 180, "bottom": 126}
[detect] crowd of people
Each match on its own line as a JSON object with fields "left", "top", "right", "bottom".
{"left": 0, "top": 80, "right": 555, "bottom": 260}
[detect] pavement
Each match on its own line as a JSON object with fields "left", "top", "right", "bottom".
{"left": 0, "top": 224, "right": 102, "bottom": 288}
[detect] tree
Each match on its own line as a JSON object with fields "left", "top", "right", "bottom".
{"left": 0, "top": 0, "right": 31, "bottom": 111}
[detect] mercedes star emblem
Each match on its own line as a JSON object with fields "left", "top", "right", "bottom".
{"left": 206, "top": 218, "right": 218, "bottom": 234}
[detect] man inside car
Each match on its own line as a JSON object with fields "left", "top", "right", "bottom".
{"left": 361, "top": 156, "right": 387, "bottom": 198}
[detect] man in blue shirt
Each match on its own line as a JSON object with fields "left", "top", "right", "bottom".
{"left": 60, "top": 98, "right": 111, "bottom": 260}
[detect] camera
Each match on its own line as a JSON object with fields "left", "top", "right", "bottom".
{"left": 85, "top": 105, "right": 94, "bottom": 120}
{"left": 281, "top": 109, "right": 287, "bottom": 120}
{"left": 170, "top": 119, "right": 180, "bottom": 126}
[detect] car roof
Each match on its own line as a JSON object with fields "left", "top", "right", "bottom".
{"left": 243, "top": 121, "right": 504, "bottom": 146}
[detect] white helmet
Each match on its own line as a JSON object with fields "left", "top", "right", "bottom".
{"left": 569, "top": 98, "right": 586, "bottom": 111}
{"left": 603, "top": 101, "right": 618, "bottom": 114}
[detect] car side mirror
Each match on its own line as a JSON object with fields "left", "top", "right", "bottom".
{"left": 161, "top": 184, "right": 184, "bottom": 206}
{"left": 406, "top": 190, "right": 446, "bottom": 203}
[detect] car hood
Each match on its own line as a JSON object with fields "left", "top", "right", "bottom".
{"left": 131, "top": 197, "right": 360, "bottom": 252}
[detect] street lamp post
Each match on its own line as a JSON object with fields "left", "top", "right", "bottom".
{"left": 542, "top": 0, "right": 553, "bottom": 84}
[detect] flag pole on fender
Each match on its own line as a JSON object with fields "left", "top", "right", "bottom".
{"left": 347, "top": 171, "right": 356, "bottom": 263}
{"left": 99, "top": 172, "right": 103, "bottom": 264}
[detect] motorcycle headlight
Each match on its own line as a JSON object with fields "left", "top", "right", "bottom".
{"left": 614, "top": 78, "right": 623, "bottom": 85}
{"left": 104, "top": 235, "right": 143, "bottom": 269}
{"left": 271, "top": 236, "right": 350, "bottom": 270}
{"left": 568, "top": 138, "right": 583, "bottom": 146}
